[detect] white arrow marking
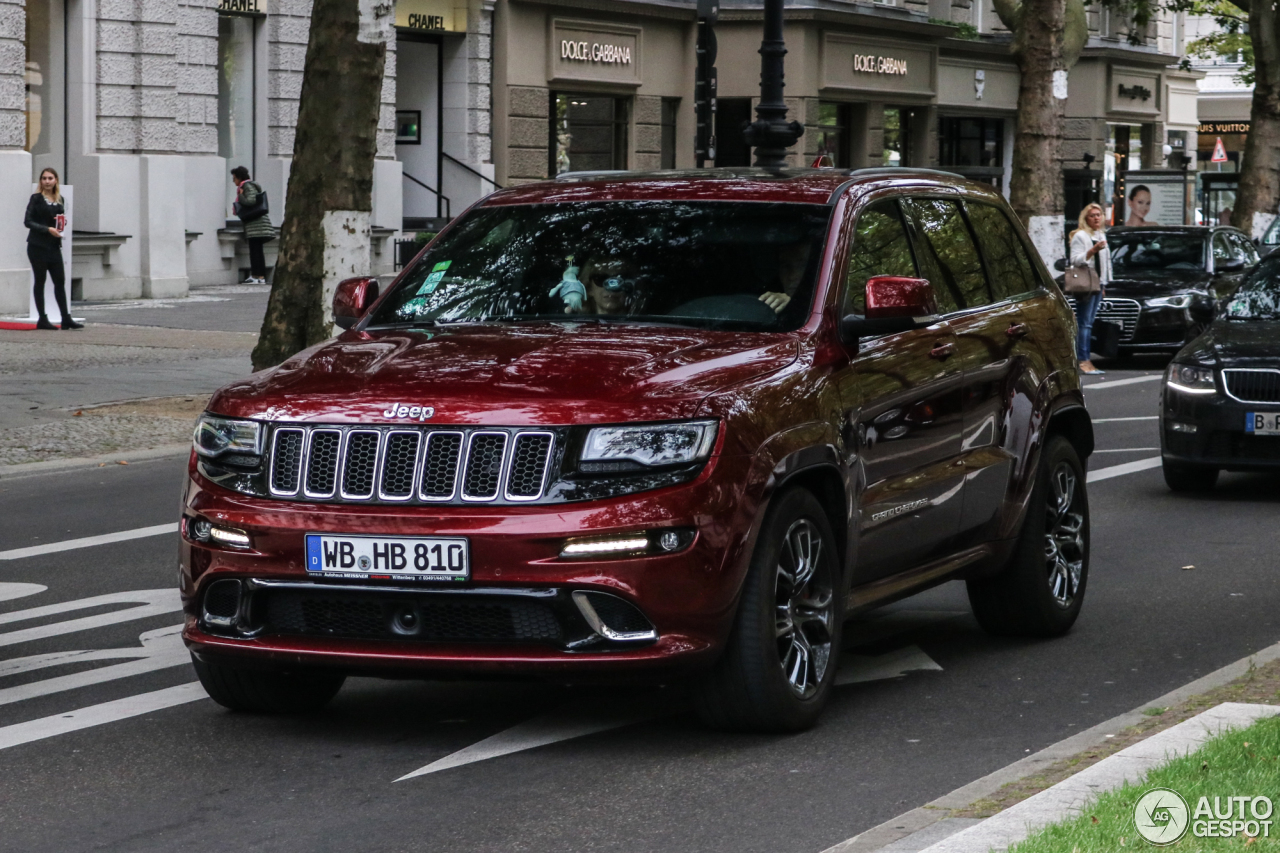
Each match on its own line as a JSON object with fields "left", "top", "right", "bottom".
{"left": 396, "top": 704, "right": 662, "bottom": 782}
{"left": 0, "top": 523, "right": 177, "bottom": 561}
{"left": 835, "top": 644, "right": 943, "bottom": 686}
{"left": 0, "top": 583, "right": 46, "bottom": 602}
{"left": 0, "top": 589, "right": 182, "bottom": 647}
{"left": 0, "top": 625, "right": 188, "bottom": 707}
{"left": 0, "top": 682, "right": 206, "bottom": 752}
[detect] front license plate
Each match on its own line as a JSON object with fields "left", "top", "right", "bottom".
{"left": 1245, "top": 412, "right": 1280, "bottom": 435}
{"left": 305, "top": 534, "right": 469, "bottom": 581}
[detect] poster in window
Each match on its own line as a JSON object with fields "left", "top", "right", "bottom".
{"left": 396, "top": 111, "right": 421, "bottom": 145}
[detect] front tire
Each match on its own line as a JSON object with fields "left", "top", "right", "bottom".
{"left": 694, "top": 488, "right": 843, "bottom": 732}
{"left": 967, "top": 435, "right": 1089, "bottom": 638}
{"left": 1163, "top": 460, "right": 1218, "bottom": 492}
{"left": 192, "top": 654, "right": 345, "bottom": 713}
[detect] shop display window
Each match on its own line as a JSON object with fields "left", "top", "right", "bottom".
{"left": 551, "top": 94, "right": 629, "bottom": 176}
{"left": 218, "top": 15, "right": 256, "bottom": 174}
{"left": 26, "top": 0, "right": 65, "bottom": 177}
{"left": 661, "top": 99, "right": 679, "bottom": 169}
{"left": 883, "top": 108, "right": 912, "bottom": 167}
{"left": 816, "top": 103, "right": 852, "bottom": 168}
{"left": 939, "top": 117, "right": 1003, "bottom": 169}
{"left": 714, "top": 99, "right": 753, "bottom": 167}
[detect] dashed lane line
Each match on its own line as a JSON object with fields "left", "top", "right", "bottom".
{"left": 1082, "top": 375, "right": 1162, "bottom": 390}
{"left": 1087, "top": 456, "right": 1162, "bottom": 482}
{"left": 1092, "top": 416, "right": 1158, "bottom": 423}
{"left": 0, "top": 682, "right": 205, "bottom": 752}
{"left": 0, "top": 523, "right": 176, "bottom": 561}
{"left": 1092, "top": 447, "right": 1158, "bottom": 453}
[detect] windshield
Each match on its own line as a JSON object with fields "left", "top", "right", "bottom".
{"left": 1109, "top": 232, "right": 1206, "bottom": 272}
{"left": 369, "top": 201, "right": 832, "bottom": 332}
{"left": 1224, "top": 259, "right": 1280, "bottom": 320}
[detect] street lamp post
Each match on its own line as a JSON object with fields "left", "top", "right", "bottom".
{"left": 744, "top": 0, "right": 803, "bottom": 168}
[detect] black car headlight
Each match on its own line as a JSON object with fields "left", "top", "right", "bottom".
{"left": 193, "top": 414, "right": 262, "bottom": 458}
{"left": 578, "top": 420, "right": 718, "bottom": 473}
{"left": 1165, "top": 363, "right": 1216, "bottom": 395}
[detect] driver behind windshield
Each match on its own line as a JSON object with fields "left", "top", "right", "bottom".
{"left": 759, "top": 242, "right": 811, "bottom": 314}
{"left": 552, "top": 255, "right": 641, "bottom": 316}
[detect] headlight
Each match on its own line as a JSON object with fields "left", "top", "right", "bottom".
{"left": 1146, "top": 294, "right": 1193, "bottom": 309}
{"left": 1165, "top": 363, "right": 1216, "bottom": 395}
{"left": 580, "top": 420, "right": 718, "bottom": 471}
{"left": 193, "top": 414, "right": 262, "bottom": 457}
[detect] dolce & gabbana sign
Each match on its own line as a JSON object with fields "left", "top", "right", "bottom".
{"left": 822, "top": 34, "right": 934, "bottom": 96}
{"left": 549, "top": 20, "right": 641, "bottom": 86}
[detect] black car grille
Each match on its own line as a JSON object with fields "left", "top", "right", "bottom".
{"left": 266, "top": 425, "right": 556, "bottom": 504}
{"left": 1223, "top": 369, "right": 1280, "bottom": 404}
{"left": 1095, "top": 298, "right": 1141, "bottom": 342}
{"left": 262, "top": 589, "right": 564, "bottom": 644}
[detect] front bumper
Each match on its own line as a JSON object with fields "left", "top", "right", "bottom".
{"left": 180, "top": 452, "right": 755, "bottom": 677}
{"left": 1161, "top": 386, "right": 1280, "bottom": 471}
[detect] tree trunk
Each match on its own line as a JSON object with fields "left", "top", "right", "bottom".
{"left": 252, "top": 0, "right": 391, "bottom": 370}
{"left": 1233, "top": 0, "right": 1280, "bottom": 238}
{"left": 1005, "top": 0, "right": 1069, "bottom": 266}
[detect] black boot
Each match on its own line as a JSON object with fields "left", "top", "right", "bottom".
{"left": 60, "top": 317, "right": 84, "bottom": 330}
{"left": 36, "top": 316, "right": 57, "bottom": 330}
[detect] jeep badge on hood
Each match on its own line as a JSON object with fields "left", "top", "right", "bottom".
{"left": 382, "top": 403, "right": 435, "bottom": 421}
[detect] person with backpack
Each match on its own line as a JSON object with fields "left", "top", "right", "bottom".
{"left": 231, "top": 166, "right": 274, "bottom": 284}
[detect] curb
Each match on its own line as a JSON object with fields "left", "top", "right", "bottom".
{"left": 823, "top": 636, "right": 1280, "bottom": 852}
{"left": 0, "top": 444, "right": 192, "bottom": 480}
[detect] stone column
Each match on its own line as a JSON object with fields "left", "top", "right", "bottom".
{"left": 0, "top": 0, "right": 30, "bottom": 314}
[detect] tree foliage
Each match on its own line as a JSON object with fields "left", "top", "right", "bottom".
{"left": 1182, "top": 0, "right": 1253, "bottom": 84}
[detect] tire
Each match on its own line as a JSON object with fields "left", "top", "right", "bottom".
{"left": 693, "top": 488, "right": 843, "bottom": 732}
{"left": 192, "top": 654, "right": 345, "bottom": 713}
{"left": 967, "top": 435, "right": 1089, "bottom": 638}
{"left": 1163, "top": 460, "right": 1218, "bottom": 492}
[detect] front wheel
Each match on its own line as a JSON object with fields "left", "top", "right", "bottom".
{"left": 693, "top": 488, "right": 843, "bottom": 732}
{"left": 192, "top": 654, "right": 345, "bottom": 713}
{"left": 967, "top": 435, "right": 1089, "bottom": 637}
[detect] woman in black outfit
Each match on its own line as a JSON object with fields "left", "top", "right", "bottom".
{"left": 25, "top": 168, "right": 81, "bottom": 330}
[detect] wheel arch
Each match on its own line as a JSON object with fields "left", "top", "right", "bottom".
{"left": 1046, "top": 402, "right": 1094, "bottom": 462}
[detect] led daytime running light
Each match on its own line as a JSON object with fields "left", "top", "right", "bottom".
{"left": 209, "top": 525, "right": 251, "bottom": 547}
{"left": 562, "top": 537, "right": 649, "bottom": 556}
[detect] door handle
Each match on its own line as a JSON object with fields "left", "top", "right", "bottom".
{"left": 1006, "top": 323, "right": 1029, "bottom": 339}
{"left": 929, "top": 341, "right": 956, "bottom": 359}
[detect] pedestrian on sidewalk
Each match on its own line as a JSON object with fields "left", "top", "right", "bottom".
{"left": 1068, "top": 203, "right": 1111, "bottom": 375}
{"left": 231, "top": 166, "right": 274, "bottom": 284}
{"left": 25, "top": 168, "right": 81, "bottom": 331}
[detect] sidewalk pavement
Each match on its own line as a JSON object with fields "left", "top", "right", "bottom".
{"left": 0, "top": 285, "right": 265, "bottom": 467}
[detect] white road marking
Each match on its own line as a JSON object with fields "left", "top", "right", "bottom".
{"left": 1087, "top": 456, "right": 1162, "bottom": 482}
{"left": 1092, "top": 447, "right": 1158, "bottom": 453}
{"left": 0, "top": 523, "right": 177, "bottom": 561}
{"left": 1082, "top": 375, "right": 1162, "bottom": 390}
{"left": 0, "top": 626, "right": 187, "bottom": 707}
{"left": 0, "top": 583, "right": 46, "bottom": 602}
{"left": 1092, "top": 416, "right": 1158, "bottom": 423}
{"left": 0, "top": 589, "right": 182, "bottom": 647}
{"left": 835, "top": 645, "right": 943, "bottom": 686}
{"left": 396, "top": 705, "right": 661, "bottom": 781}
{"left": 0, "top": 682, "right": 205, "bottom": 752}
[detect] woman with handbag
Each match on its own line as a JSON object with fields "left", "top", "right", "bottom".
{"left": 1066, "top": 203, "right": 1111, "bottom": 375}
{"left": 231, "top": 166, "right": 274, "bottom": 284}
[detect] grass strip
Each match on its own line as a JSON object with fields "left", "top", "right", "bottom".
{"left": 1009, "top": 714, "right": 1280, "bottom": 851}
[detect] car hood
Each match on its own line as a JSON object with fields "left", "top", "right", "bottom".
{"left": 208, "top": 324, "right": 800, "bottom": 425}
{"left": 1180, "top": 319, "right": 1280, "bottom": 366}
{"left": 1104, "top": 269, "right": 1211, "bottom": 298}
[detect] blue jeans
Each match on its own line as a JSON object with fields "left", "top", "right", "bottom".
{"left": 1074, "top": 292, "right": 1102, "bottom": 361}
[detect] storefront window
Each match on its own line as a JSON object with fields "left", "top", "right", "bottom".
{"left": 551, "top": 94, "right": 629, "bottom": 176}
{"left": 661, "top": 98, "right": 679, "bottom": 170}
{"left": 1104, "top": 123, "right": 1143, "bottom": 225}
{"left": 714, "top": 99, "right": 753, "bottom": 167}
{"left": 26, "top": 0, "right": 66, "bottom": 178}
{"left": 218, "top": 15, "right": 256, "bottom": 175}
{"left": 817, "top": 103, "right": 851, "bottom": 168}
{"left": 883, "top": 108, "right": 912, "bottom": 167}
{"left": 939, "top": 117, "right": 1002, "bottom": 168}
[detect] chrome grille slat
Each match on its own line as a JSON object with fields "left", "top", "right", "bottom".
{"left": 267, "top": 426, "right": 551, "bottom": 505}
{"left": 1095, "top": 298, "right": 1141, "bottom": 342}
{"left": 1223, "top": 368, "right": 1280, "bottom": 404}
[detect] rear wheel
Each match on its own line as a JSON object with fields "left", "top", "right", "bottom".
{"left": 693, "top": 488, "right": 842, "bottom": 732}
{"left": 1162, "top": 460, "right": 1218, "bottom": 492}
{"left": 192, "top": 654, "right": 345, "bottom": 713}
{"left": 967, "top": 435, "right": 1088, "bottom": 637}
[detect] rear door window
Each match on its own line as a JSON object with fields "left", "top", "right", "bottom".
{"left": 842, "top": 199, "right": 918, "bottom": 315}
{"left": 965, "top": 202, "right": 1041, "bottom": 301}
{"left": 901, "top": 197, "right": 991, "bottom": 312}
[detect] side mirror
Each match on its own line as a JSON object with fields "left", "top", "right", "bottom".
{"left": 333, "top": 277, "right": 380, "bottom": 329}
{"left": 840, "top": 276, "right": 940, "bottom": 344}
{"left": 1217, "top": 259, "right": 1245, "bottom": 273}
{"left": 1053, "top": 258, "right": 1069, "bottom": 272}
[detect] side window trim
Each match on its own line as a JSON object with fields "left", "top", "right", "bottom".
{"left": 963, "top": 199, "right": 1045, "bottom": 304}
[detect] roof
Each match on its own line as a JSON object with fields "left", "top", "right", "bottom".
{"left": 482, "top": 167, "right": 995, "bottom": 207}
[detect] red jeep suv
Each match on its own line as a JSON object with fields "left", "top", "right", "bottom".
{"left": 181, "top": 169, "right": 1093, "bottom": 731}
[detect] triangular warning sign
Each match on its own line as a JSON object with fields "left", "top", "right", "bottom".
{"left": 1212, "top": 137, "right": 1228, "bottom": 163}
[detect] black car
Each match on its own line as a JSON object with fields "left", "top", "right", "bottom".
{"left": 1096, "top": 225, "right": 1259, "bottom": 352}
{"left": 1161, "top": 255, "right": 1280, "bottom": 490}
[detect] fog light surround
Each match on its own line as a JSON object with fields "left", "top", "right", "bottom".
{"left": 561, "top": 528, "right": 695, "bottom": 559}
{"left": 1169, "top": 421, "right": 1198, "bottom": 434}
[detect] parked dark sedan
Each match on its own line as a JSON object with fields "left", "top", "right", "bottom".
{"left": 1096, "top": 225, "right": 1259, "bottom": 352}
{"left": 1161, "top": 254, "right": 1280, "bottom": 490}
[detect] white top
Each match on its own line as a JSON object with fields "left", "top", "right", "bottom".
{"left": 1069, "top": 228, "right": 1112, "bottom": 285}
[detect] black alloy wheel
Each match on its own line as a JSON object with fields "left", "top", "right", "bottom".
{"left": 694, "top": 488, "right": 842, "bottom": 732}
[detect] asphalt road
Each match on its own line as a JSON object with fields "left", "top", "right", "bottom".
{"left": 2, "top": 356, "right": 1279, "bottom": 853}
